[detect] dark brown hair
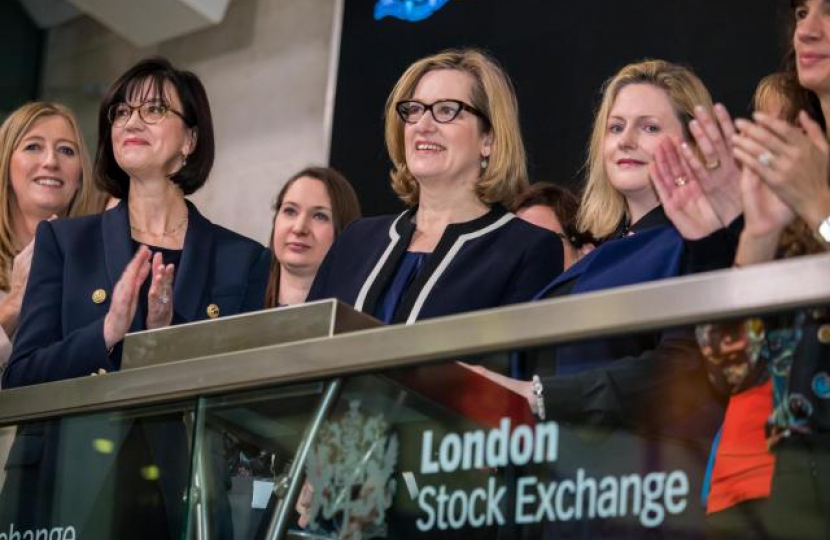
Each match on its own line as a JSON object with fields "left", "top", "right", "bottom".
{"left": 95, "top": 56, "right": 215, "bottom": 198}
{"left": 512, "top": 182, "right": 595, "bottom": 248}
{"left": 776, "top": 1, "right": 828, "bottom": 257}
{"left": 265, "top": 166, "right": 361, "bottom": 308}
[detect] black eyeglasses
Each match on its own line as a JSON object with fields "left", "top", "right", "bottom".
{"left": 395, "top": 99, "right": 488, "bottom": 125}
{"left": 107, "top": 101, "right": 186, "bottom": 127}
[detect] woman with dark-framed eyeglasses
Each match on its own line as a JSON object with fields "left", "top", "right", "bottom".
{"left": 1, "top": 56, "right": 268, "bottom": 539}
{"left": 307, "top": 48, "right": 563, "bottom": 324}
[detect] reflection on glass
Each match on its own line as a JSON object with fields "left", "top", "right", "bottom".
{"left": 0, "top": 402, "right": 195, "bottom": 540}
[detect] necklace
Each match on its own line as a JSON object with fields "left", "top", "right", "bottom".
{"left": 129, "top": 216, "right": 188, "bottom": 237}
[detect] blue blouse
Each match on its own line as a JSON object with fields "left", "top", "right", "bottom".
{"left": 373, "top": 252, "right": 428, "bottom": 324}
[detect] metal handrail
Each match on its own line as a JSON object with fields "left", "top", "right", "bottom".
{"left": 1, "top": 253, "right": 828, "bottom": 425}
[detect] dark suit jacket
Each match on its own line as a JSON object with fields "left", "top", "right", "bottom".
{"left": 308, "top": 205, "right": 563, "bottom": 323}
{"left": 0, "top": 200, "right": 268, "bottom": 538}
{"left": 3, "top": 199, "right": 269, "bottom": 387}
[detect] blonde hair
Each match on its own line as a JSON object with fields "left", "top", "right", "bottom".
{"left": 577, "top": 60, "right": 714, "bottom": 239}
{"left": 384, "top": 49, "right": 528, "bottom": 208}
{"left": 0, "top": 102, "right": 103, "bottom": 290}
{"left": 752, "top": 73, "right": 827, "bottom": 258}
{"left": 753, "top": 73, "right": 787, "bottom": 114}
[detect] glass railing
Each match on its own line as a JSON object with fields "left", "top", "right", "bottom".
{"left": 0, "top": 253, "right": 828, "bottom": 540}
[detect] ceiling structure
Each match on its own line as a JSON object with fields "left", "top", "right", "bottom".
{"left": 17, "top": 0, "right": 231, "bottom": 46}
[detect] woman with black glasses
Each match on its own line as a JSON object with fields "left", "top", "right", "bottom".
{"left": 308, "top": 49, "right": 562, "bottom": 324}
{"left": 2, "top": 57, "right": 268, "bottom": 539}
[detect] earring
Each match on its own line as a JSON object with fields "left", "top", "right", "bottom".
{"left": 181, "top": 154, "right": 188, "bottom": 168}
{"left": 480, "top": 157, "right": 489, "bottom": 170}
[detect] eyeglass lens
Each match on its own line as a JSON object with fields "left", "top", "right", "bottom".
{"left": 109, "top": 102, "right": 169, "bottom": 126}
{"left": 398, "top": 100, "right": 464, "bottom": 124}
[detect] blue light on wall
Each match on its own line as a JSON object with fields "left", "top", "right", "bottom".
{"left": 374, "top": 0, "right": 455, "bottom": 22}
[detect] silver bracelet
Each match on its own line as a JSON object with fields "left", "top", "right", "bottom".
{"left": 531, "top": 375, "right": 546, "bottom": 421}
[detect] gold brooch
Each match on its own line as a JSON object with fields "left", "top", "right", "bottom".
{"left": 92, "top": 289, "right": 107, "bottom": 304}
{"left": 206, "top": 303, "right": 220, "bottom": 319}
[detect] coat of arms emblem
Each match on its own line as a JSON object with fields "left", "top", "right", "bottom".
{"left": 303, "top": 400, "right": 398, "bottom": 539}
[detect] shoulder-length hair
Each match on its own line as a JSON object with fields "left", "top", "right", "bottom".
{"left": 95, "top": 56, "right": 215, "bottom": 199}
{"left": 0, "top": 102, "right": 103, "bottom": 290}
{"left": 577, "top": 59, "right": 713, "bottom": 239}
{"left": 384, "top": 48, "right": 528, "bottom": 208}
{"left": 265, "top": 166, "right": 361, "bottom": 308}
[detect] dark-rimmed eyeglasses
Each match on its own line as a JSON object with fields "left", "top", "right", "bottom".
{"left": 395, "top": 99, "right": 488, "bottom": 125}
{"left": 107, "top": 101, "right": 186, "bottom": 127}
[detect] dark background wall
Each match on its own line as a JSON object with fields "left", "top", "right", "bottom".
{"left": 330, "top": 0, "right": 791, "bottom": 216}
{"left": 0, "top": 1, "right": 43, "bottom": 119}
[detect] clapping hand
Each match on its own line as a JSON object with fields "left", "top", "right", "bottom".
{"left": 146, "top": 251, "right": 175, "bottom": 330}
{"left": 651, "top": 104, "right": 742, "bottom": 239}
{"left": 103, "top": 246, "right": 152, "bottom": 349}
{"left": 733, "top": 111, "right": 830, "bottom": 229}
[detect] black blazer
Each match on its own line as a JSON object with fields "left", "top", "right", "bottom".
{"left": 308, "top": 205, "right": 563, "bottom": 323}
{"left": 3, "top": 199, "right": 269, "bottom": 388}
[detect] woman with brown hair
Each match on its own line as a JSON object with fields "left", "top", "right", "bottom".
{"left": 652, "top": 1, "right": 830, "bottom": 537}
{"left": 308, "top": 48, "right": 562, "bottom": 324}
{"left": 266, "top": 166, "right": 361, "bottom": 307}
{"left": 512, "top": 181, "right": 595, "bottom": 269}
{"left": 1, "top": 57, "right": 268, "bottom": 540}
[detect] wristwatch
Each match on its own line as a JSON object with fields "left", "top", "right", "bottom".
{"left": 815, "top": 215, "right": 830, "bottom": 244}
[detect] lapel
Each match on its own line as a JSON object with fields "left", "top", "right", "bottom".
{"left": 534, "top": 223, "right": 684, "bottom": 300}
{"left": 359, "top": 209, "right": 417, "bottom": 314}
{"left": 101, "top": 200, "right": 145, "bottom": 332}
{"left": 174, "top": 200, "right": 215, "bottom": 322}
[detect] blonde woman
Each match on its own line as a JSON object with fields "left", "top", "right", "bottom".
{"left": 308, "top": 49, "right": 562, "bottom": 324}
{"left": 478, "top": 60, "right": 730, "bottom": 431}
{"left": 0, "top": 102, "right": 103, "bottom": 373}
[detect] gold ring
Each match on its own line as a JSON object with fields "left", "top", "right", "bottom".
{"left": 675, "top": 176, "right": 687, "bottom": 187}
{"left": 705, "top": 158, "right": 720, "bottom": 170}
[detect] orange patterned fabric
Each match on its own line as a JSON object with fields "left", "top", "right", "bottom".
{"left": 707, "top": 380, "right": 775, "bottom": 514}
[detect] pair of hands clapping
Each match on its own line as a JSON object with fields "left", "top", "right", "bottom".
{"left": 650, "top": 104, "right": 743, "bottom": 240}
{"left": 650, "top": 103, "right": 830, "bottom": 264}
{"left": 102, "top": 246, "right": 175, "bottom": 349}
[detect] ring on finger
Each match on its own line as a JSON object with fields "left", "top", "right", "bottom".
{"left": 758, "top": 152, "right": 774, "bottom": 168}
{"left": 674, "top": 176, "right": 687, "bottom": 187}
{"left": 704, "top": 158, "right": 720, "bottom": 170}
{"left": 158, "top": 292, "right": 169, "bottom": 305}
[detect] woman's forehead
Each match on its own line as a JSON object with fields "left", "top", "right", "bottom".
{"left": 124, "top": 77, "right": 178, "bottom": 104}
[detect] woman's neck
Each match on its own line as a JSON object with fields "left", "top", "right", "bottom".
{"left": 128, "top": 180, "right": 188, "bottom": 238}
{"left": 415, "top": 180, "right": 489, "bottom": 233}
{"left": 278, "top": 267, "right": 315, "bottom": 306}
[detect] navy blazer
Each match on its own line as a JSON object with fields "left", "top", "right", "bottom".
{"left": 308, "top": 205, "right": 563, "bottom": 323}
{"left": 3, "top": 199, "right": 270, "bottom": 387}
{"left": 526, "top": 207, "right": 728, "bottom": 434}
